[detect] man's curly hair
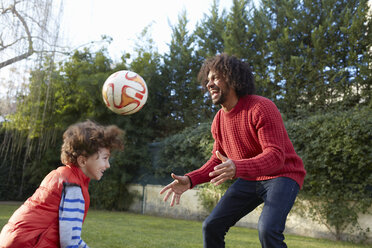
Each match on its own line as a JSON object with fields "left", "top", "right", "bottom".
{"left": 61, "top": 120, "right": 124, "bottom": 165}
{"left": 198, "top": 53, "right": 255, "bottom": 97}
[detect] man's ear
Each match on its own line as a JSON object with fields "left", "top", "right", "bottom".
{"left": 77, "top": 155, "right": 87, "bottom": 168}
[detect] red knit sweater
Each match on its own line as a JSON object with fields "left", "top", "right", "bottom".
{"left": 186, "top": 95, "right": 306, "bottom": 188}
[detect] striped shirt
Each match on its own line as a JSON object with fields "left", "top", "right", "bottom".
{"left": 59, "top": 184, "right": 89, "bottom": 248}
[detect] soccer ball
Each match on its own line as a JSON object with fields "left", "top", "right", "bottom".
{"left": 102, "top": 70, "right": 148, "bottom": 115}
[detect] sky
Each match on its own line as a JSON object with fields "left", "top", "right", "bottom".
{"left": 60, "top": 0, "right": 236, "bottom": 61}
{"left": 1, "top": 0, "right": 261, "bottom": 99}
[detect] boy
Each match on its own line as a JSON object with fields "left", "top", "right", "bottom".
{"left": 0, "top": 120, "right": 124, "bottom": 248}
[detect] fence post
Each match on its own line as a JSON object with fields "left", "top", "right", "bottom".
{"left": 141, "top": 184, "right": 147, "bottom": 214}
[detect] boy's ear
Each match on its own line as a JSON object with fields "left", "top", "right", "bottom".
{"left": 77, "top": 155, "right": 87, "bottom": 168}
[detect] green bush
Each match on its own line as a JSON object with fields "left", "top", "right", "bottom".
{"left": 286, "top": 106, "right": 372, "bottom": 241}
{"left": 155, "top": 122, "right": 214, "bottom": 177}
{"left": 197, "top": 181, "right": 232, "bottom": 213}
{"left": 157, "top": 107, "right": 372, "bottom": 242}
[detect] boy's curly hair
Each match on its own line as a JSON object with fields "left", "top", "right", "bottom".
{"left": 61, "top": 120, "right": 124, "bottom": 165}
{"left": 198, "top": 53, "right": 255, "bottom": 97}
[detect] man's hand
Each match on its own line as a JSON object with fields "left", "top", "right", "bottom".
{"left": 209, "top": 151, "right": 236, "bottom": 186}
{"left": 159, "top": 173, "right": 191, "bottom": 207}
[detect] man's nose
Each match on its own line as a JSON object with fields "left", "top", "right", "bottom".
{"left": 206, "top": 80, "right": 214, "bottom": 89}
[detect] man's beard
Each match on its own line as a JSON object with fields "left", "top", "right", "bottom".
{"left": 211, "top": 86, "right": 229, "bottom": 105}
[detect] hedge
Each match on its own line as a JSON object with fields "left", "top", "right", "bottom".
{"left": 156, "top": 106, "right": 372, "bottom": 241}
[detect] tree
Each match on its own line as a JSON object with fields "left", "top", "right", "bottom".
{"left": 128, "top": 25, "right": 171, "bottom": 139}
{"left": 0, "top": 0, "right": 64, "bottom": 69}
{"left": 224, "top": 0, "right": 253, "bottom": 58}
{"left": 162, "top": 11, "right": 211, "bottom": 133}
{"left": 194, "top": 0, "right": 227, "bottom": 59}
{"left": 247, "top": 4, "right": 280, "bottom": 100}
{"left": 0, "top": 67, "right": 26, "bottom": 115}
{"left": 251, "top": 0, "right": 371, "bottom": 117}
{"left": 290, "top": 0, "right": 372, "bottom": 113}
{"left": 0, "top": 48, "right": 115, "bottom": 197}
{"left": 193, "top": 0, "right": 228, "bottom": 115}
{"left": 256, "top": 0, "right": 309, "bottom": 114}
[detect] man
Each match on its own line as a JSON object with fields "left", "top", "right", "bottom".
{"left": 160, "top": 53, "right": 306, "bottom": 248}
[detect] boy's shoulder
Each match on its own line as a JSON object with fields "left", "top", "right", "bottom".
{"left": 40, "top": 166, "right": 71, "bottom": 190}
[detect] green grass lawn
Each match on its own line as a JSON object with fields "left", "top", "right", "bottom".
{"left": 0, "top": 203, "right": 369, "bottom": 248}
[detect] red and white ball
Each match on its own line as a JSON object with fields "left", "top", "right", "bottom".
{"left": 102, "top": 70, "right": 148, "bottom": 115}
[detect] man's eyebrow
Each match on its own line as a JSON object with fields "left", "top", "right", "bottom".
{"left": 208, "top": 73, "right": 216, "bottom": 80}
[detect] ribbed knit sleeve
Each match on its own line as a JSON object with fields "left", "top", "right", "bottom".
{"left": 185, "top": 139, "right": 221, "bottom": 188}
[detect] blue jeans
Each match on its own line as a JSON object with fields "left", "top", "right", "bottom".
{"left": 202, "top": 177, "right": 299, "bottom": 248}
